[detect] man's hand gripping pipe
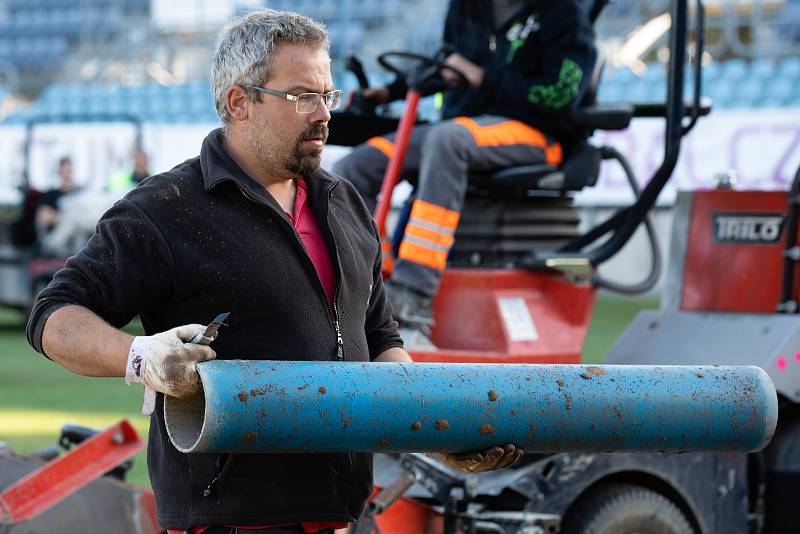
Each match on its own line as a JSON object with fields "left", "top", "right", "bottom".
{"left": 139, "top": 312, "right": 230, "bottom": 415}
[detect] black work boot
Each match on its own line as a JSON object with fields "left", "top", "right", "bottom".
{"left": 384, "top": 281, "right": 437, "bottom": 351}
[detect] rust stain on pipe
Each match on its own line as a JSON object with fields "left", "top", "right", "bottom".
{"left": 585, "top": 366, "right": 607, "bottom": 377}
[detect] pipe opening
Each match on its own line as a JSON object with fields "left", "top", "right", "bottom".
{"left": 164, "top": 390, "right": 206, "bottom": 453}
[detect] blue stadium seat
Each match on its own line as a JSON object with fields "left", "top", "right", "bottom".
{"left": 65, "top": 96, "right": 86, "bottom": 115}
{"left": 778, "top": 0, "right": 800, "bottom": 41}
{"left": 124, "top": 94, "right": 147, "bottom": 116}
{"left": 106, "top": 98, "right": 125, "bottom": 115}
{"left": 0, "top": 21, "right": 14, "bottom": 40}
{"left": 597, "top": 79, "right": 625, "bottom": 102}
{"left": 706, "top": 81, "right": 735, "bottom": 108}
{"left": 63, "top": 9, "right": 82, "bottom": 37}
{"left": 12, "top": 11, "right": 33, "bottom": 33}
{"left": 700, "top": 61, "right": 721, "bottom": 82}
{"left": 731, "top": 78, "right": 763, "bottom": 108}
{"left": 124, "top": 0, "right": 151, "bottom": 15}
{"left": 626, "top": 79, "right": 653, "bottom": 103}
{"left": 720, "top": 59, "right": 748, "bottom": 81}
{"left": 604, "top": 66, "right": 638, "bottom": 84}
{"left": 778, "top": 57, "right": 800, "bottom": 79}
{"left": 29, "top": 10, "right": 48, "bottom": 32}
{"left": 751, "top": 57, "right": 776, "bottom": 79}
{"left": 166, "top": 92, "right": 186, "bottom": 114}
{"left": 86, "top": 97, "right": 107, "bottom": 115}
{"left": 3, "top": 113, "right": 29, "bottom": 124}
{"left": 647, "top": 79, "right": 667, "bottom": 102}
{"left": 641, "top": 63, "right": 666, "bottom": 84}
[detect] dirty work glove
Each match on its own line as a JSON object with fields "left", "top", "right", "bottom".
{"left": 440, "top": 444, "right": 524, "bottom": 473}
{"left": 125, "top": 325, "right": 217, "bottom": 414}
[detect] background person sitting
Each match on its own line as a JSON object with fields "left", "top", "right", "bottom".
{"left": 334, "top": 0, "right": 596, "bottom": 345}
{"left": 108, "top": 146, "right": 151, "bottom": 193}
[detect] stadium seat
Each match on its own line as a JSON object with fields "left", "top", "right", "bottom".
{"left": 700, "top": 61, "right": 721, "bottom": 82}
{"left": 778, "top": 56, "right": 800, "bottom": 79}
{"left": 731, "top": 78, "right": 763, "bottom": 108}
{"left": 641, "top": 63, "right": 666, "bottom": 84}
{"left": 706, "top": 82, "right": 735, "bottom": 108}
{"left": 751, "top": 57, "right": 776, "bottom": 79}
{"left": 626, "top": 79, "right": 653, "bottom": 103}
{"left": 720, "top": 59, "right": 748, "bottom": 81}
{"left": 0, "top": 40, "right": 12, "bottom": 59}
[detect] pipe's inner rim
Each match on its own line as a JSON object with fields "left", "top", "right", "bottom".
{"left": 164, "top": 390, "right": 206, "bottom": 452}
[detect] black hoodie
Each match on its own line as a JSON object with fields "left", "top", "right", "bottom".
{"left": 390, "top": 0, "right": 597, "bottom": 147}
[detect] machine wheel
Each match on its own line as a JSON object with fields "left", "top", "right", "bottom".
{"left": 563, "top": 483, "right": 694, "bottom": 534}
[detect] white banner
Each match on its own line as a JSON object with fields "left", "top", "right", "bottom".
{"left": 577, "top": 108, "right": 800, "bottom": 205}
{"left": 1, "top": 108, "right": 798, "bottom": 202}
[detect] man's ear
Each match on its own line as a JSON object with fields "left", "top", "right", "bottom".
{"left": 226, "top": 85, "right": 251, "bottom": 122}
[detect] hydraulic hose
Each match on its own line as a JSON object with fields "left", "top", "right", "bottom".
{"left": 591, "top": 146, "right": 662, "bottom": 295}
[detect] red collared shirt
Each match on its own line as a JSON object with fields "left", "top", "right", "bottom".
{"left": 288, "top": 176, "right": 336, "bottom": 306}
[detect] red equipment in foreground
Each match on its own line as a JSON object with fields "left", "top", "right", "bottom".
{"left": 0, "top": 420, "right": 159, "bottom": 533}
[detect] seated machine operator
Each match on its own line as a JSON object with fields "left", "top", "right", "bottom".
{"left": 334, "top": 0, "right": 597, "bottom": 345}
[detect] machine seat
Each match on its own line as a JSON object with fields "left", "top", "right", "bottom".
{"left": 479, "top": 142, "right": 601, "bottom": 191}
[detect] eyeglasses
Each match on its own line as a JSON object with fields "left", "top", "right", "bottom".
{"left": 246, "top": 86, "right": 343, "bottom": 113}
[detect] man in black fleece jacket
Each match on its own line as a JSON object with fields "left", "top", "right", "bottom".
{"left": 334, "top": 0, "right": 596, "bottom": 345}
{"left": 26, "top": 9, "right": 522, "bottom": 533}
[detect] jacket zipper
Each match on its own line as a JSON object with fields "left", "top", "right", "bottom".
{"left": 235, "top": 180, "right": 352, "bottom": 509}
{"left": 324, "top": 185, "right": 345, "bottom": 361}
{"left": 489, "top": 34, "right": 497, "bottom": 53}
{"left": 323, "top": 183, "right": 354, "bottom": 513}
{"left": 333, "top": 301, "right": 344, "bottom": 361}
{"left": 202, "top": 453, "right": 233, "bottom": 497}
{"left": 235, "top": 181, "right": 343, "bottom": 360}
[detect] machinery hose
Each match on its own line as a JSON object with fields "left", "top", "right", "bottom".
{"left": 591, "top": 146, "right": 662, "bottom": 295}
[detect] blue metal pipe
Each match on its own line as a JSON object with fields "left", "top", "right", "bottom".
{"left": 163, "top": 361, "right": 777, "bottom": 454}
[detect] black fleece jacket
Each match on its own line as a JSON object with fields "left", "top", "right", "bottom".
{"left": 389, "top": 0, "right": 597, "bottom": 147}
{"left": 26, "top": 128, "right": 403, "bottom": 529}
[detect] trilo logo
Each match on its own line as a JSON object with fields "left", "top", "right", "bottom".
{"left": 712, "top": 212, "right": 785, "bottom": 244}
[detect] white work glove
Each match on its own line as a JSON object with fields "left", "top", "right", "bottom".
{"left": 125, "top": 324, "right": 217, "bottom": 415}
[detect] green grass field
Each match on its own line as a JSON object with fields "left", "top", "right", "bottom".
{"left": 0, "top": 295, "right": 657, "bottom": 487}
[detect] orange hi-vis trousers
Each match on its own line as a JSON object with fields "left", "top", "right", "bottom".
{"left": 333, "top": 115, "right": 563, "bottom": 296}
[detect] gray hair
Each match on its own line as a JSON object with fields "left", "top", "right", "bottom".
{"left": 211, "top": 9, "right": 329, "bottom": 123}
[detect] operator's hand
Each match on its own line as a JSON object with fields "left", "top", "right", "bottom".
{"left": 440, "top": 444, "right": 523, "bottom": 473}
{"left": 345, "top": 86, "right": 391, "bottom": 109}
{"left": 125, "top": 324, "right": 217, "bottom": 398}
{"left": 443, "top": 53, "right": 484, "bottom": 88}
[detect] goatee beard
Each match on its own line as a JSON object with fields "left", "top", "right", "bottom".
{"left": 286, "top": 123, "right": 329, "bottom": 177}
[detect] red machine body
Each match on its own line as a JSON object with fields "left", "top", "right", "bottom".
{"left": 679, "top": 190, "right": 796, "bottom": 313}
{"left": 418, "top": 269, "right": 594, "bottom": 364}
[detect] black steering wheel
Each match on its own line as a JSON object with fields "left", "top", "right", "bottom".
{"left": 377, "top": 50, "right": 469, "bottom": 89}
